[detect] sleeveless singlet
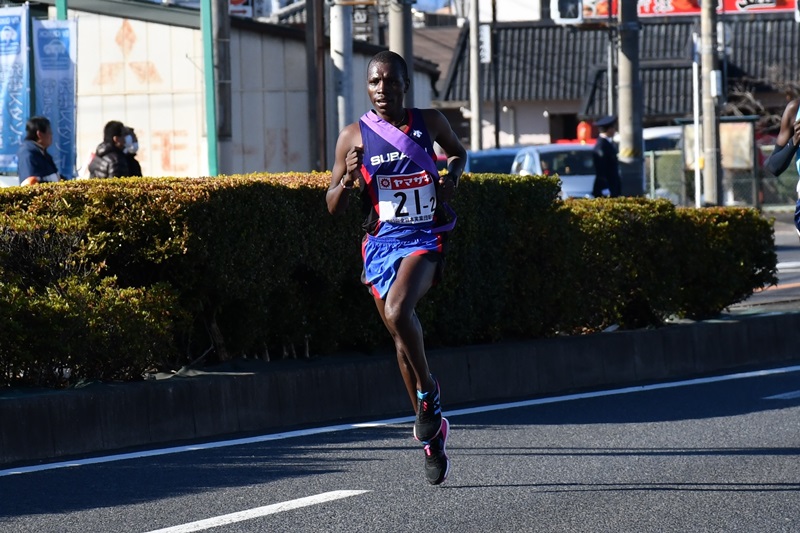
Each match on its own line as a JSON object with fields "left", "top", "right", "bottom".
{"left": 357, "top": 108, "right": 449, "bottom": 299}
{"left": 358, "top": 108, "right": 442, "bottom": 238}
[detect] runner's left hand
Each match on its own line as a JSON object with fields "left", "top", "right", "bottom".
{"left": 438, "top": 175, "right": 456, "bottom": 202}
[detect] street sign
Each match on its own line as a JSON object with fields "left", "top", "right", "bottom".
{"left": 479, "top": 23, "right": 491, "bottom": 64}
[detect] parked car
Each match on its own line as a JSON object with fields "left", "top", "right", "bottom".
{"left": 511, "top": 143, "right": 596, "bottom": 198}
{"left": 464, "top": 147, "right": 520, "bottom": 174}
{"left": 643, "top": 126, "right": 682, "bottom": 151}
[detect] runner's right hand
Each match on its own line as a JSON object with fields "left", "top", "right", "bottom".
{"left": 346, "top": 145, "right": 364, "bottom": 176}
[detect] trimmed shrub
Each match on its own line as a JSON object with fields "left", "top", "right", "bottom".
{"left": 0, "top": 174, "right": 778, "bottom": 387}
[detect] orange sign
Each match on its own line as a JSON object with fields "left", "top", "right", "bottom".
{"left": 585, "top": 0, "right": 794, "bottom": 18}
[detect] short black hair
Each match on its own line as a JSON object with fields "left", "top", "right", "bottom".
{"left": 103, "top": 120, "right": 126, "bottom": 144}
{"left": 368, "top": 50, "right": 409, "bottom": 83}
{"left": 24, "top": 116, "right": 50, "bottom": 141}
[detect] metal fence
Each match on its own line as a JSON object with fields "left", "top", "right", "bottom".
{"left": 644, "top": 148, "right": 797, "bottom": 209}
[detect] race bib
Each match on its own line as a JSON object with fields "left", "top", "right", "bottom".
{"left": 376, "top": 170, "right": 437, "bottom": 224}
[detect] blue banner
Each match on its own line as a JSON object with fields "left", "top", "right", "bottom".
{"left": 33, "top": 18, "right": 76, "bottom": 178}
{"left": 0, "top": 6, "right": 30, "bottom": 173}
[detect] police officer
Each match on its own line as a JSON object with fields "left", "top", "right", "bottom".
{"left": 592, "top": 115, "right": 622, "bottom": 198}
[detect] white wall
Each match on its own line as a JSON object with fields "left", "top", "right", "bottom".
{"left": 71, "top": 11, "right": 439, "bottom": 177}
{"left": 230, "top": 30, "right": 312, "bottom": 173}
{"left": 75, "top": 13, "right": 207, "bottom": 178}
{"left": 476, "top": 100, "right": 582, "bottom": 147}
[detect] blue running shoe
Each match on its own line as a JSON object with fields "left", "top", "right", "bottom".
{"left": 424, "top": 417, "right": 450, "bottom": 485}
{"left": 414, "top": 378, "right": 443, "bottom": 443}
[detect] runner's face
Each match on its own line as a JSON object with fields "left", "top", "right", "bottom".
{"left": 367, "top": 61, "right": 407, "bottom": 116}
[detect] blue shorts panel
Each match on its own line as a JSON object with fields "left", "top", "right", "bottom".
{"left": 362, "top": 233, "right": 443, "bottom": 299}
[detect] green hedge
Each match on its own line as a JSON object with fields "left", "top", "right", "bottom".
{"left": 0, "top": 173, "right": 778, "bottom": 388}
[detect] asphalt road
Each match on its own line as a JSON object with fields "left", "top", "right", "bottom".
{"left": 1, "top": 209, "right": 798, "bottom": 533}
{"left": 2, "top": 365, "right": 799, "bottom": 533}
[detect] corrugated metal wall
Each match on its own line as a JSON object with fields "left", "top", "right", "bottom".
{"left": 442, "top": 14, "right": 799, "bottom": 122}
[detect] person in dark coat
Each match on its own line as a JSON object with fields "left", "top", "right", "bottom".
{"left": 592, "top": 115, "right": 622, "bottom": 198}
{"left": 88, "top": 120, "right": 131, "bottom": 178}
{"left": 16, "top": 116, "right": 60, "bottom": 186}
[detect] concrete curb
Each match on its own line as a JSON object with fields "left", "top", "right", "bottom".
{"left": 3, "top": 311, "right": 799, "bottom": 467}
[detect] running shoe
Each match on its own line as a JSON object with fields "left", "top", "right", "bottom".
{"left": 424, "top": 417, "right": 450, "bottom": 485}
{"left": 414, "top": 378, "right": 442, "bottom": 443}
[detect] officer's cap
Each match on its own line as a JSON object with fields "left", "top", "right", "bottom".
{"left": 595, "top": 115, "right": 617, "bottom": 128}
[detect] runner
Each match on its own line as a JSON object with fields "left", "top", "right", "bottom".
{"left": 326, "top": 50, "right": 466, "bottom": 485}
{"left": 764, "top": 97, "right": 800, "bottom": 233}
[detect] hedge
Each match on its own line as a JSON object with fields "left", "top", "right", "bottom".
{"left": 0, "top": 173, "right": 778, "bottom": 388}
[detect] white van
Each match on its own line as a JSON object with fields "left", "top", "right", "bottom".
{"left": 511, "top": 143, "right": 596, "bottom": 198}
{"left": 643, "top": 126, "right": 682, "bottom": 151}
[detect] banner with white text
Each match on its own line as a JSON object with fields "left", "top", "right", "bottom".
{"left": 0, "top": 5, "right": 30, "bottom": 173}
{"left": 32, "top": 18, "right": 77, "bottom": 178}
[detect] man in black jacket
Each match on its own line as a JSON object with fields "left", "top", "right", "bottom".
{"left": 88, "top": 120, "right": 131, "bottom": 178}
{"left": 592, "top": 115, "right": 622, "bottom": 198}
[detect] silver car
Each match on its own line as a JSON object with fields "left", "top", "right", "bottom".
{"left": 511, "top": 143, "right": 596, "bottom": 198}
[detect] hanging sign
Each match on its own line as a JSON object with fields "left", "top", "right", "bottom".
{"left": 32, "top": 17, "right": 77, "bottom": 178}
{"left": 0, "top": 5, "right": 30, "bottom": 173}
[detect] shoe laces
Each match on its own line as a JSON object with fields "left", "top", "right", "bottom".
{"left": 417, "top": 386, "right": 440, "bottom": 418}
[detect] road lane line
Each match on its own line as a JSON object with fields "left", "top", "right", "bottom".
{"left": 3, "top": 364, "right": 800, "bottom": 477}
{"left": 143, "top": 490, "right": 369, "bottom": 533}
{"left": 759, "top": 281, "right": 800, "bottom": 292}
{"left": 764, "top": 390, "right": 800, "bottom": 400}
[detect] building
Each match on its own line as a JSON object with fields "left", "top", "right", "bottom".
{"left": 438, "top": 13, "right": 800, "bottom": 146}
{"left": 14, "top": 2, "right": 800, "bottom": 177}
{"left": 24, "top": 0, "right": 440, "bottom": 178}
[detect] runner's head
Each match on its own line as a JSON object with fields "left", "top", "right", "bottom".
{"left": 366, "top": 51, "right": 410, "bottom": 116}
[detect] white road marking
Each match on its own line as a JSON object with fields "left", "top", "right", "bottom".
{"left": 3, "top": 364, "right": 800, "bottom": 478}
{"left": 143, "top": 490, "right": 369, "bottom": 533}
{"left": 764, "top": 390, "right": 800, "bottom": 400}
{"left": 777, "top": 261, "right": 800, "bottom": 271}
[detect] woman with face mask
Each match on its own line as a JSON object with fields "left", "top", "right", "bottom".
{"left": 123, "top": 126, "right": 142, "bottom": 177}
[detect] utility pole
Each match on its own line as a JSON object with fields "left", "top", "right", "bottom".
{"left": 201, "top": 0, "right": 218, "bottom": 175}
{"left": 469, "top": 0, "right": 482, "bottom": 150}
{"left": 200, "top": 0, "right": 232, "bottom": 176}
{"left": 214, "top": 0, "right": 232, "bottom": 156}
{"left": 701, "top": 1, "right": 722, "bottom": 205}
{"left": 331, "top": 2, "right": 353, "bottom": 131}
{"left": 388, "top": 0, "right": 414, "bottom": 107}
{"left": 305, "top": 0, "right": 326, "bottom": 170}
{"left": 617, "top": 0, "right": 643, "bottom": 196}
{"left": 492, "top": 0, "right": 500, "bottom": 148}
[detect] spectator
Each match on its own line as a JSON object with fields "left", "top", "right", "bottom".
{"left": 124, "top": 126, "right": 143, "bottom": 177}
{"left": 88, "top": 120, "right": 132, "bottom": 178}
{"left": 16, "top": 116, "right": 60, "bottom": 186}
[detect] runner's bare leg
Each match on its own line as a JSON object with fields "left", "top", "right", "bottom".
{"left": 373, "top": 254, "right": 438, "bottom": 411}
